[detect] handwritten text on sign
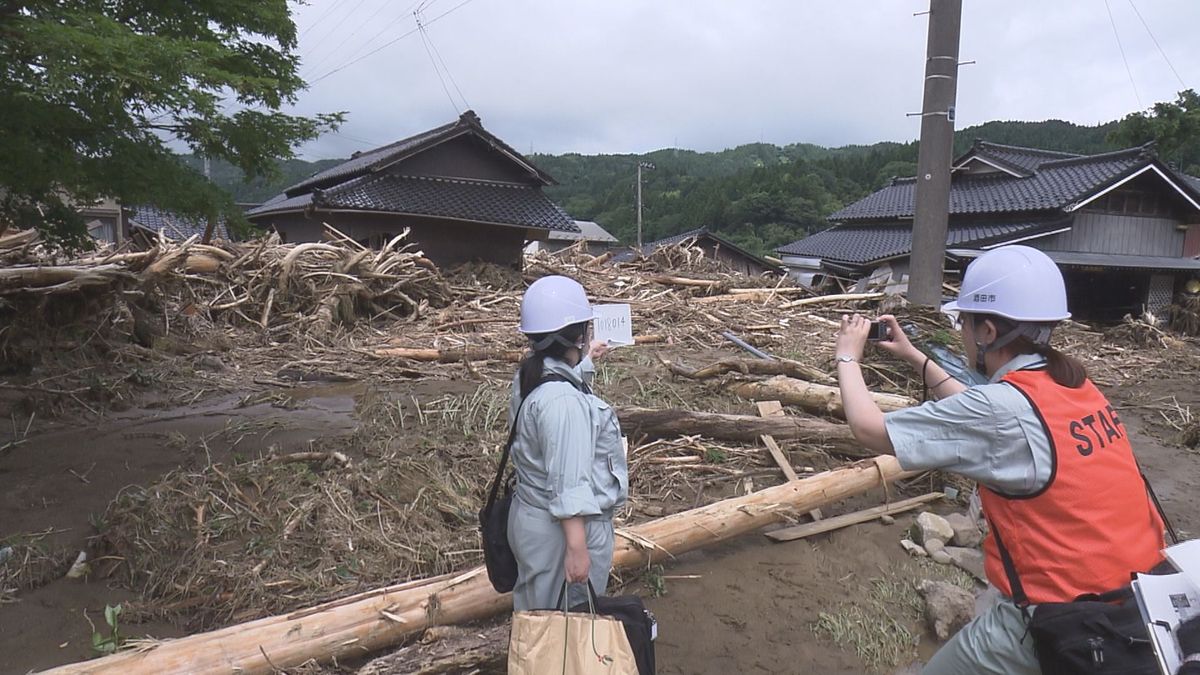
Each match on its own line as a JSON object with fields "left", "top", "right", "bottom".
{"left": 592, "top": 304, "right": 634, "bottom": 346}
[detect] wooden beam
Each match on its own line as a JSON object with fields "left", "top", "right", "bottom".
{"left": 778, "top": 292, "right": 884, "bottom": 309}
{"left": 44, "top": 457, "right": 913, "bottom": 675}
{"left": 755, "top": 401, "right": 817, "bottom": 523}
{"left": 765, "top": 492, "right": 944, "bottom": 542}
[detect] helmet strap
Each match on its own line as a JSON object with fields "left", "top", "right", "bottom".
{"left": 530, "top": 332, "right": 578, "bottom": 352}
{"left": 970, "top": 316, "right": 1055, "bottom": 377}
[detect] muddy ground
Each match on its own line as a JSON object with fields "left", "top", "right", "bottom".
{"left": 2, "top": 334, "right": 1198, "bottom": 674}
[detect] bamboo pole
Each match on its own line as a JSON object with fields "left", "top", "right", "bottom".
{"left": 661, "top": 355, "right": 833, "bottom": 385}
{"left": 44, "top": 456, "right": 912, "bottom": 675}
{"left": 729, "top": 375, "right": 915, "bottom": 419}
{"left": 374, "top": 337, "right": 665, "bottom": 363}
{"left": 778, "top": 292, "right": 884, "bottom": 309}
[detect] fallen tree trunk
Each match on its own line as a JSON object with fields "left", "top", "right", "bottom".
{"left": 729, "top": 375, "right": 915, "bottom": 419}
{"left": 662, "top": 355, "right": 833, "bottom": 385}
{"left": 616, "top": 406, "right": 871, "bottom": 458}
{"left": 45, "top": 456, "right": 912, "bottom": 675}
{"left": 373, "top": 347, "right": 525, "bottom": 363}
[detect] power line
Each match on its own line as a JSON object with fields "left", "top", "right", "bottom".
{"left": 1104, "top": 0, "right": 1142, "bottom": 109}
{"left": 416, "top": 14, "right": 460, "bottom": 115}
{"left": 299, "top": 0, "right": 353, "bottom": 39}
{"left": 301, "top": 0, "right": 373, "bottom": 64}
{"left": 419, "top": 12, "right": 471, "bottom": 110}
{"left": 305, "top": 0, "right": 424, "bottom": 82}
{"left": 308, "top": 0, "right": 482, "bottom": 86}
{"left": 1125, "top": 0, "right": 1187, "bottom": 90}
{"left": 302, "top": 0, "right": 400, "bottom": 79}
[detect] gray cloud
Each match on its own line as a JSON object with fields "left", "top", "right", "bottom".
{"left": 284, "top": 0, "right": 1199, "bottom": 160}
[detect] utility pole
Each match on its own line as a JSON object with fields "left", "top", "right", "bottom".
{"left": 908, "top": 0, "right": 962, "bottom": 306}
{"left": 203, "top": 156, "right": 211, "bottom": 180}
{"left": 636, "top": 161, "right": 655, "bottom": 249}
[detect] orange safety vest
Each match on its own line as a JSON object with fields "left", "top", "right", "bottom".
{"left": 980, "top": 368, "right": 1164, "bottom": 604}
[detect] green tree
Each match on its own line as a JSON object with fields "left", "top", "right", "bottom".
{"left": 0, "top": 1, "right": 343, "bottom": 244}
{"left": 1111, "top": 90, "right": 1200, "bottom": 174}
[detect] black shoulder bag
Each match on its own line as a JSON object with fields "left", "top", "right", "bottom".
{"left": 479, "top": 374, "right": 572, "bottom": 594}
{"left": 993, "top": 475, "right": 1178, "bottom": 674}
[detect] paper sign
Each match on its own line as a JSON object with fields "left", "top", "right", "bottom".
{"left": 593, "top": 304, "right": 634, "bottom": 347}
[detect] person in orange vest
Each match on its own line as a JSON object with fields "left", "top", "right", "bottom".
{"left": 834, "top": 245, "right": 1166, "bottom": 674}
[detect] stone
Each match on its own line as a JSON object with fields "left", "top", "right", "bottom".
{"left": 196, "top": 354, "right": 227, "bottom": 372}
{"left": 913, "top": 512, "right": 955, "bottom": 546}
{"left": 945, "top": 512, "right": 984, "bottom": 548}
{"left": 931, "top": 549, "right": 953, "bottom": 564}
{"left": 924, "top": 538, "right": 945, "bottom": 556}
{"left": 900, "top": 539, "right": 928, "bottom": 557}
{"left": 880, "top": 514, "right": 896, "bottom": 525}
{"left": 944, "top": 546, "right": 987, "bottom": 583}
{"left": 918, "top": 579, "right": 976, "bottom": 641}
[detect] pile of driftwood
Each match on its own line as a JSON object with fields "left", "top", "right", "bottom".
{"left": 0, "top": 226, "right": 449, "bottom": 336}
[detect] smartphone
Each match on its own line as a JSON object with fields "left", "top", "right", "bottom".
{"left": 867, "top": 321, "right": 891, "bottom": 341}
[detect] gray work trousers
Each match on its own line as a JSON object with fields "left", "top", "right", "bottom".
{"left": 922, "top": 590, "right": 1041, "bottom": 675}
{"left": 508, "top": 497, "right": 614, "bottom": 612}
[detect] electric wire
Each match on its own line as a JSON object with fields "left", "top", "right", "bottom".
{"left": 416, "top": 14, "right": 460, "bottom": 115}
{"left": 307, "top": 0, "right": 481, "bottom": 86}
{"left": 300, "top": 0, "right": 373, "bottom": 65}
{"left": 299, "top": 0, "right": 352, "bottom": 38}
{"left": 419, "top": 13, "right": 470, "bottom": 110}
{"left": 1125, "top": 0, "right": 1187, "bottom": 90}
{"left": 301, "top": 0, "right": 401, "bottom": 79}
{"left": 1103, "top": 0, "right": 1142, "bottom": 109}
{"left": 307, "top": 0, "right": 425, "bottom": 83}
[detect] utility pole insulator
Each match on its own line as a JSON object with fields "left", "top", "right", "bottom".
{"left": 908, "top": 0, "right": 963, "bottom": 307}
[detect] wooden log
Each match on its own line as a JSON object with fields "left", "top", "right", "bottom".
{"left": 662, "top": 356, "right": 833, "bottom": 385}
{"left": 729, "top": 375, "right": 915, "bottom": 419}
{"left": 764, "top": 492, "right": 943, "bottom": 542}
{"left": 778, "top": 291, "right": 884, "bottom": 309}
{"left": 45, "top": 457, "right": 912, "bottom": 675}
{"left": 0, "top": 263, "right": 133, "bottom": 294}
{"left": 648, "top": 274, "right": 722, "bottom": 288}
{"left": 373, "top": 347, "right": 525, "bottom": 363}
{"left": 357, "top": 623, "right": 508, "bottom": 675}
{"left": 615, "top": 406, "right": 871, "bottom": 458}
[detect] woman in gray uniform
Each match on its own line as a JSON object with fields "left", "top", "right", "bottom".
{"left": 507, "top": 275, "right": 629, "bottom": 612}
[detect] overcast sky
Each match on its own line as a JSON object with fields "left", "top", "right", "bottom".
{"left": 282, "top": 0, "right": 1199, "bottom": 161}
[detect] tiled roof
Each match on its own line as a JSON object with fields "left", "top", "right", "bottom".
{"left": 129, "top": 205, "right": 231, "bottom": 241}
{"left": 284, "top": 111, "right": 553, "bottom": 196}
{"left": 830, "top": 145, "right": 1154, "bottom": 222}
{"left": 300, "top": 173, "right": 578, "bottom": 232}
{"left": 549, "top": 220, "right": 619, "bottom": 243}
{"left": 777, "top": 219, "right": 1068, "bottom": 265}
{"left": 612, "top": 227, "right": 781, "bottom": 271}
{"left": 968, "top": 141, "right": 1081, "bottom": 172}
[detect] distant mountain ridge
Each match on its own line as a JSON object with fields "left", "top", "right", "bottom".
{"left": 195, "top": 118, "right": 1119, "bottom": 255}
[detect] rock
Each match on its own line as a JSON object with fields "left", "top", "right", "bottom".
{"left": 918, "top": 579, "right": 975, "bottom": 641}
{"left": 945, "top": 512, "right": 984, "bottom": 548}
{"left": 880, "top": 514, "right": 896, "bottom": 525}
{"left": 944, "top": 546, "right": 987, "bottom": 583}
{"left": 913, "top": 512, "right": 955, "bottom": 546}
{"left": 931, "top": 549, "right": 953, "bottom": 564}
{"left": 901, "top": 539, "right": 928, "bottom": 557}
{"left": 0, "top": 546, "right": 11, "bottom": 564}
{"left": 65, "top": 551, "right": 89, "bottom": 580}
{"left": 924, "top": 538, "right": 945, "bottom": 555}
{"left": 196, "top": 354, "right": 227, "bottom": 372}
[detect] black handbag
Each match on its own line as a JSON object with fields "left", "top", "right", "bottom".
{"left": 559, "top": 581, "right": 658, "bottom": 675}
{"left": 991, "top": 474, "right": 1178, "bottom": 674}
{"left": 479, "top": 374, "right": 572, "bottom": 593}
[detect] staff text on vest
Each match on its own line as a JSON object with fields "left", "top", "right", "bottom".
{"left": 1068, "top": 405, "right": 1124, "bottom": 456}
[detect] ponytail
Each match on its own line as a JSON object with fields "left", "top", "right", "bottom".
{"left": 518, "top": 321, "right": 589, "bottom": 398}
{"left": 1034, "top": 344, "right": 1088, "bottom": 389}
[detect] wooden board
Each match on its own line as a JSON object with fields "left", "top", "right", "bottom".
{"left": 754, "top": 400, "right": 816, "bottom": 520}
{"left": 765, "top": 492, "right": 943, "bottom": 542}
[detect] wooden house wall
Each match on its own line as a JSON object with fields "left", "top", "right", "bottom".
{"left": 395, "top": 135, "right": 534, "bottom": 184}
{"left": 260, "top": 212, "right": 528, "bottom": 268}
{"left": 1037, "top": 211, "right": 1184, "bottom": 257}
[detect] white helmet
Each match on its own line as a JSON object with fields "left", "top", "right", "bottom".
{"left": 942, "top": 245, "right": 1070, "bottom": 322}
{"left": 519, "top": 275, "right": 594, "bottom": 335}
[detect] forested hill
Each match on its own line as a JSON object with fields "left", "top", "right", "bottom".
{"left": 203, "top": 118, "right": 1118, "bottom": 255}
{"left": 532, "top": 119, "right": 1118, "bottom": 255}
